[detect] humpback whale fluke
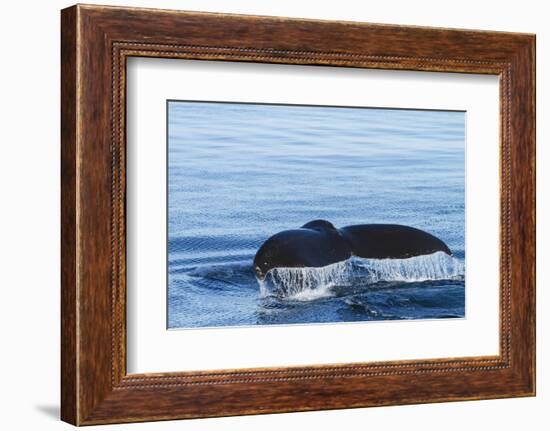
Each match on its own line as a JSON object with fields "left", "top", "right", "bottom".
{"left": 253, "top": 219, "right": 451, "bottom": 279}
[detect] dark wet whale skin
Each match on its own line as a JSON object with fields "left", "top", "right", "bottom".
{"left": 253, "top": 219, "right": 452, "bottom": 279}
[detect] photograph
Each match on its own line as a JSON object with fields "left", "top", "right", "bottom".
{"left": 167, "top": 101, "right": 466, "bottom": 329}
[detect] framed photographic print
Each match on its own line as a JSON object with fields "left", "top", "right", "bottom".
{"left": 61, "top": 4, "right": 536, "bottom": 425}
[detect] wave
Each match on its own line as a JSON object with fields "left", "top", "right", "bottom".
{"left": 257, "top": 251, "right": 464, "bottom": 300}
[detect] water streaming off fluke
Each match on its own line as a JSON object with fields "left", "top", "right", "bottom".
{"left": 258, "top": 252, "right": 464, "bottom": 300}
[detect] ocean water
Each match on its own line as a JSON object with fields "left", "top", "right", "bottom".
{"left": 167, "top": 101, "right": 465, "bottom": 329}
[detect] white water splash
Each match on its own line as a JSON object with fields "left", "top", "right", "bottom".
{"left": 257, "top": 251, "right": 464, "bottom": 300}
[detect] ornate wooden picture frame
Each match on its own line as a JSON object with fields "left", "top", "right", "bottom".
{"left": 61, "top": 4, "right": 535, "bottom": 425}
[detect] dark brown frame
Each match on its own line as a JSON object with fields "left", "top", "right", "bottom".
{"left": 61, "top": 4, "right": 536, "bottom": 426}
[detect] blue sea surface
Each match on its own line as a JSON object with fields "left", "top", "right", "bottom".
{"left": 167, "top": 101, "right": 465, "bottom": 329}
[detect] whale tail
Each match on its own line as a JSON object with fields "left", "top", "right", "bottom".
{"left": 253, "top": 221, "right": 453, "bottom": 280}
